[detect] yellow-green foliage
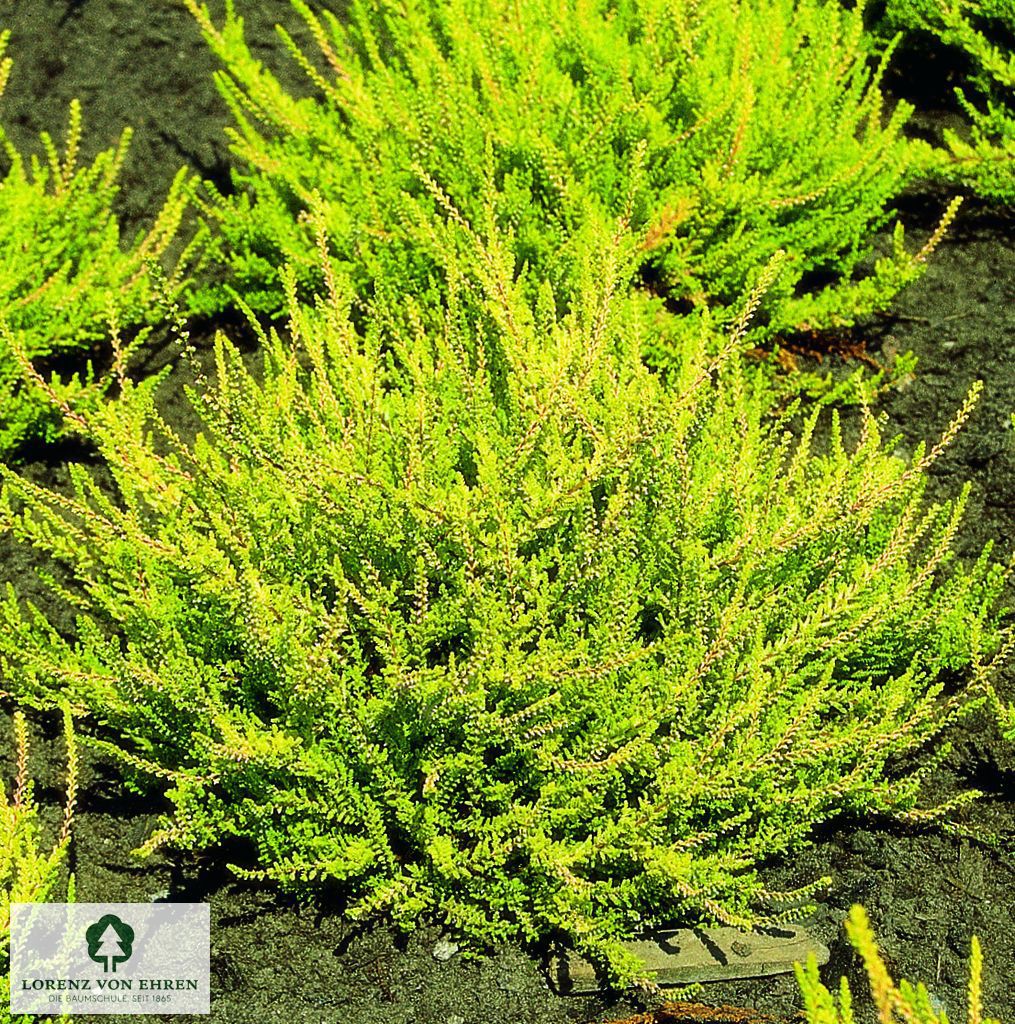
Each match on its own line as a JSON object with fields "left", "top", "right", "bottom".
{"left": 0, "top": 183, "right": 1008, "bottom": 986}
{"left": 992, "top": 675, "right": 1015, "bottom": 740}
{"left": 884, "top": 0, "right": 1015, "bottom": 201}
{"left": 0, "top": 709, "right": 76, "bottom": 1024}
{"left": 186, "top": 0, "right": 940, "bottom": 341}
{"left": 797, "top": 905, "right": 1000, "bottom": 1024}
{"left": 0, "top": 32, "right": 203, "bottom": 459}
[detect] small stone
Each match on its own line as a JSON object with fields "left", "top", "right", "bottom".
{"left": 550, "top": 924, "right": 829, "bottom": 994}
{"left": 432, "top": 938, "right": 459, "bottom": 962}
{"left": 447, "top": 1016, "right": 465, "bottom": 1024}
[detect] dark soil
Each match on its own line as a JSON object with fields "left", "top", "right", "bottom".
{"left": 1, "top": 2, "right": 1013, "bottom": 1023}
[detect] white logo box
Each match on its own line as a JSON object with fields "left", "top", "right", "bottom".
{"left": 10, "top": 902, "right": 210, "bottom": 1015}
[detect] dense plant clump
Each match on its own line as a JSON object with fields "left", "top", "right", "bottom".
{"left": 0, "top": 709, "right": 76, "bottom": 1024}
{"left": 796, "top": 905, "right": 998, "bottom": 1024}
{"left": 0, "top": 33, "right": 203, "bottom": 459}
{"left": 185, "top": 0, "right": 947, "bottom": 343}
{"left": 0, "top": 0, "right": 1010, "bottom": 997}
{"left": 0, "top": 186, "right": 1008, "bottom": 982}
{"left": 883, "top": 0, "right": 1015, "bottom": 201}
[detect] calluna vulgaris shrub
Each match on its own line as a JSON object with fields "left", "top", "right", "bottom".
{"left": 1, "top": 709, "right": 76, "bottom": 1024}
{"left": 883, "top": 0, "right": 1015, "bottom": 203}
{"left": 0, "top": 191, "right": 1009, "bottom": 983}
{"left": 0, "top": 32, "right": 202, "bottom": 460}
{"left": 796, "top": 905, "right": 1000, "bottom": 1024}
{"left": 186, "top": 0, "right": 949, "bottom": 345}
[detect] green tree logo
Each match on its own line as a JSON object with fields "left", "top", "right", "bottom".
{"left": 85, "top": 914, "right": 135, "bottom": 973}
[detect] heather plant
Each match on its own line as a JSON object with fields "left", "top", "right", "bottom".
{"left": 0, "top": 709, "right": 77, "bottom": 1024}
{"left": 882, "top": 0, "right": 1015, "bottom": 202}
{"left": 0, "top": 32, "right": 203, "bottom": 459}
{"left": 796, "top": 905, "right": 999, "bottom": 1024}
{"left": 0, "top": 196, "right": 1008, "bottom": 984}
{"left": 185, "top": 0, "right": 945, "bottom": 344}
{"left": 993, "top": 681, "right": 1015, "bottom": 740}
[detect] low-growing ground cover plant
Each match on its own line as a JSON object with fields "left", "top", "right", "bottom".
{"left": 881, "top": 0, "right": 1015, "bottom": 202}
{"left": 796, "top": 905, "right": 999, "bottom": 1024}
{"left": 0, "top": 708, "right": 76, "bottom": 1024}
{"left": 0, "top": 179, "right": 1008, "bottom": 985}
{"left": 185, "top": 0, "right": 944, "bottom": 344}
{"left": 0, "top": 31, "right": 203, "bottom": 460}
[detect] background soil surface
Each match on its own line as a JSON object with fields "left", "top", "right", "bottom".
{"left": 0, "top": 2, "right": 1012, "bottom": 1023}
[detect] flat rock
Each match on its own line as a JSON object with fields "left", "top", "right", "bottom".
{"left": 549, "top": 925, "right": 829, "bottom": 993}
